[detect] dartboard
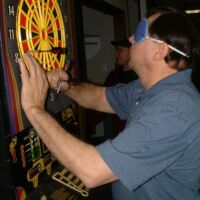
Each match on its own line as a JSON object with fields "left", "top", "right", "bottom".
{"left": 0, "top": 0, "right": 73, "bottom": 133}
{"left": 16, "top": 0, "right": 66, "bottom": 71}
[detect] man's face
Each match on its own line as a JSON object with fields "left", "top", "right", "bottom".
{"left": 115, "top": 46, "right": 130, "bottom": 70}
{"left": 128, "top": 14, "right": 161, "bottom": 73}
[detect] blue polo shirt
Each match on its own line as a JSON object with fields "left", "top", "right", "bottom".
{"left": 97, "top": 69, "right": 200, "bottom": 200}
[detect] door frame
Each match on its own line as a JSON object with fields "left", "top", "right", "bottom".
{"left": 73, "top": 0, "right": 127, "bottom": 139}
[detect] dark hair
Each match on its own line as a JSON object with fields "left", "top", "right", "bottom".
{"left": 149, "top": 12, "right": 199, "bottom": 70}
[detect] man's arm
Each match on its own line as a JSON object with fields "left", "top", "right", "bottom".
{"left": 47, "top": 68, "right": 114, "bottom": 113}
{"left": 24, "top": 107, "right": 117, "bottom": 188}
{"left": 18, "top": 54, "right": 117, "bottom": 188}
{"left": 65, "top": 83, "right": 114, "bottom": 112}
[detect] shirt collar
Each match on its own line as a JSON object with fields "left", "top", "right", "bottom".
{"left": 139, "top": 68, "right": 192, "bottom": 97}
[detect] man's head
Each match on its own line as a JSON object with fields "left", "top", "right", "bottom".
{"left": 129, "top": 10, "right": 197, "bottom": 74}
{"left": 111, "top": 38, "right": 131, "bottom": 71}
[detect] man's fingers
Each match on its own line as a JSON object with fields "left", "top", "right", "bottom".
{"left": 23, "top": 53, "right": 39, "bottom": 77}
{"left": 18, "top": 57, "right": 29, "bottom": 84}
{"left": 23, "top": 53, "right": 47, "bottom": 81}
{"left": 59, "top": 69, "right": 69, "bottom": 81}
{"left": 31, "top": 54, "right": 44, "bottom": 75}
{"left": 22, "top": 53, "right": 47, "bottom": 81}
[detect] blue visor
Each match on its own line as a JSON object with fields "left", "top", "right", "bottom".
{"left": 134, "top": 18, "right": 148, "bottom": 43}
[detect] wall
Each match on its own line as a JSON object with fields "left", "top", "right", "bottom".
{"left": 82, "top": 0, "right": 143, "bottom": 84}
{"left": 104, "top": 0, "right": 140, "bottom": 36}
{"left": 83, "top": 6, "right": 115, "bottom": 84}
{"left": 104, "top": 0, "right": 126, "bottom": 12}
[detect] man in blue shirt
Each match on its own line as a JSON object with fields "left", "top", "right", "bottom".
{"left": 18, "top": 9, "right": 200, "bottom": 199}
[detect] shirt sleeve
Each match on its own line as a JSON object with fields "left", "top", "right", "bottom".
{"left": 105, "top": 81, "right": 140, "bottom": 120}
{"left": 96, "top": 94, "right": 190, "bottom": 191}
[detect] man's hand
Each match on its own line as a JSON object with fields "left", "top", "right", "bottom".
{"left": 47, "top": 67, "right": 70, "bottom": 92}
{"left": 18, "top": 53, "right": 49, "bottom": 113}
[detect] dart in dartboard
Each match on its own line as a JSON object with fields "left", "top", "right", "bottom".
{"left": 27, "top": 47, "right": 68, "bottom": 54}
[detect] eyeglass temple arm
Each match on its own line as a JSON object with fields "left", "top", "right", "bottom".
{"left": 147, "top": 36, "right": 189, "bottom": 57}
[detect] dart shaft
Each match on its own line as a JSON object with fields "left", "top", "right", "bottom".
{"left": 27, "top": 47, "right": 67, "bottom": 54}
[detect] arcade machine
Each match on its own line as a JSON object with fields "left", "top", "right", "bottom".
{"left": 0, "top": 0, "right": 89, "bottom": 199}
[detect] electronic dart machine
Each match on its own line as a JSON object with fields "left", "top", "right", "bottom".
{"left": 0, "top": 0, "right": 89, "bottom": 199}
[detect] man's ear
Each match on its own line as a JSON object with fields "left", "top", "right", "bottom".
{"left": 153, "top": 42, "right": 169, "bottom": 61}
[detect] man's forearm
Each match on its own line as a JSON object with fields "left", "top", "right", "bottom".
{"left": 63, "top": 82, "right": 114, "bottom": 113}
{"left": 19, "top": 54, "right": 117, "bottom": 188}
{"left": 25, "top": 107, "right": 117, "bottom": 188}
{"left": 46, "top": 67, "right": 114, "bottom": 113}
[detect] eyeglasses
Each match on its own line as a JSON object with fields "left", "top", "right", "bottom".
{"left": 133, "top": 18, "right": 189, "bottom": 58}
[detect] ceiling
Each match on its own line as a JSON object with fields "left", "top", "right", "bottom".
{"left": 148, "top": 0, "right": 200, "bottom": 11}
{"left": 147, "top": 0, "right": 200, "bottom": 32}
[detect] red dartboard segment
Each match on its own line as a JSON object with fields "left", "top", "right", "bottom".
{"left": 47, "top": 26, "right": 54, "bottom": 34}
{"left": 32, "top": 37, "right": 40, "bottom": 47}
{"left": 58, "top": 41, "right": 62, "bottom": 46}
{"left": 54, "top": 61, "right": 59, "bottom": 69}
{"left": 31, "top": 23, "right": 39, "bottom": 34}
{"left": 56, "top": 18, "right": 61, "bottom": 29}
{"left": 49, "top": 0, "right": 54, "bottom": 9}
{"left": 20, "top": 12, "right": 27, "bottom": 28}
{"left": 22, "top": 40, "right": 29, "bottom": 52}
{"left": 16, "top": 0, "right": 66, "bottom": 71}
{"left": 49, "top": 37, "right": 55, "bottom": 45}
{"left": 27, "top": 0, "right": 33, "bottom": 5}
